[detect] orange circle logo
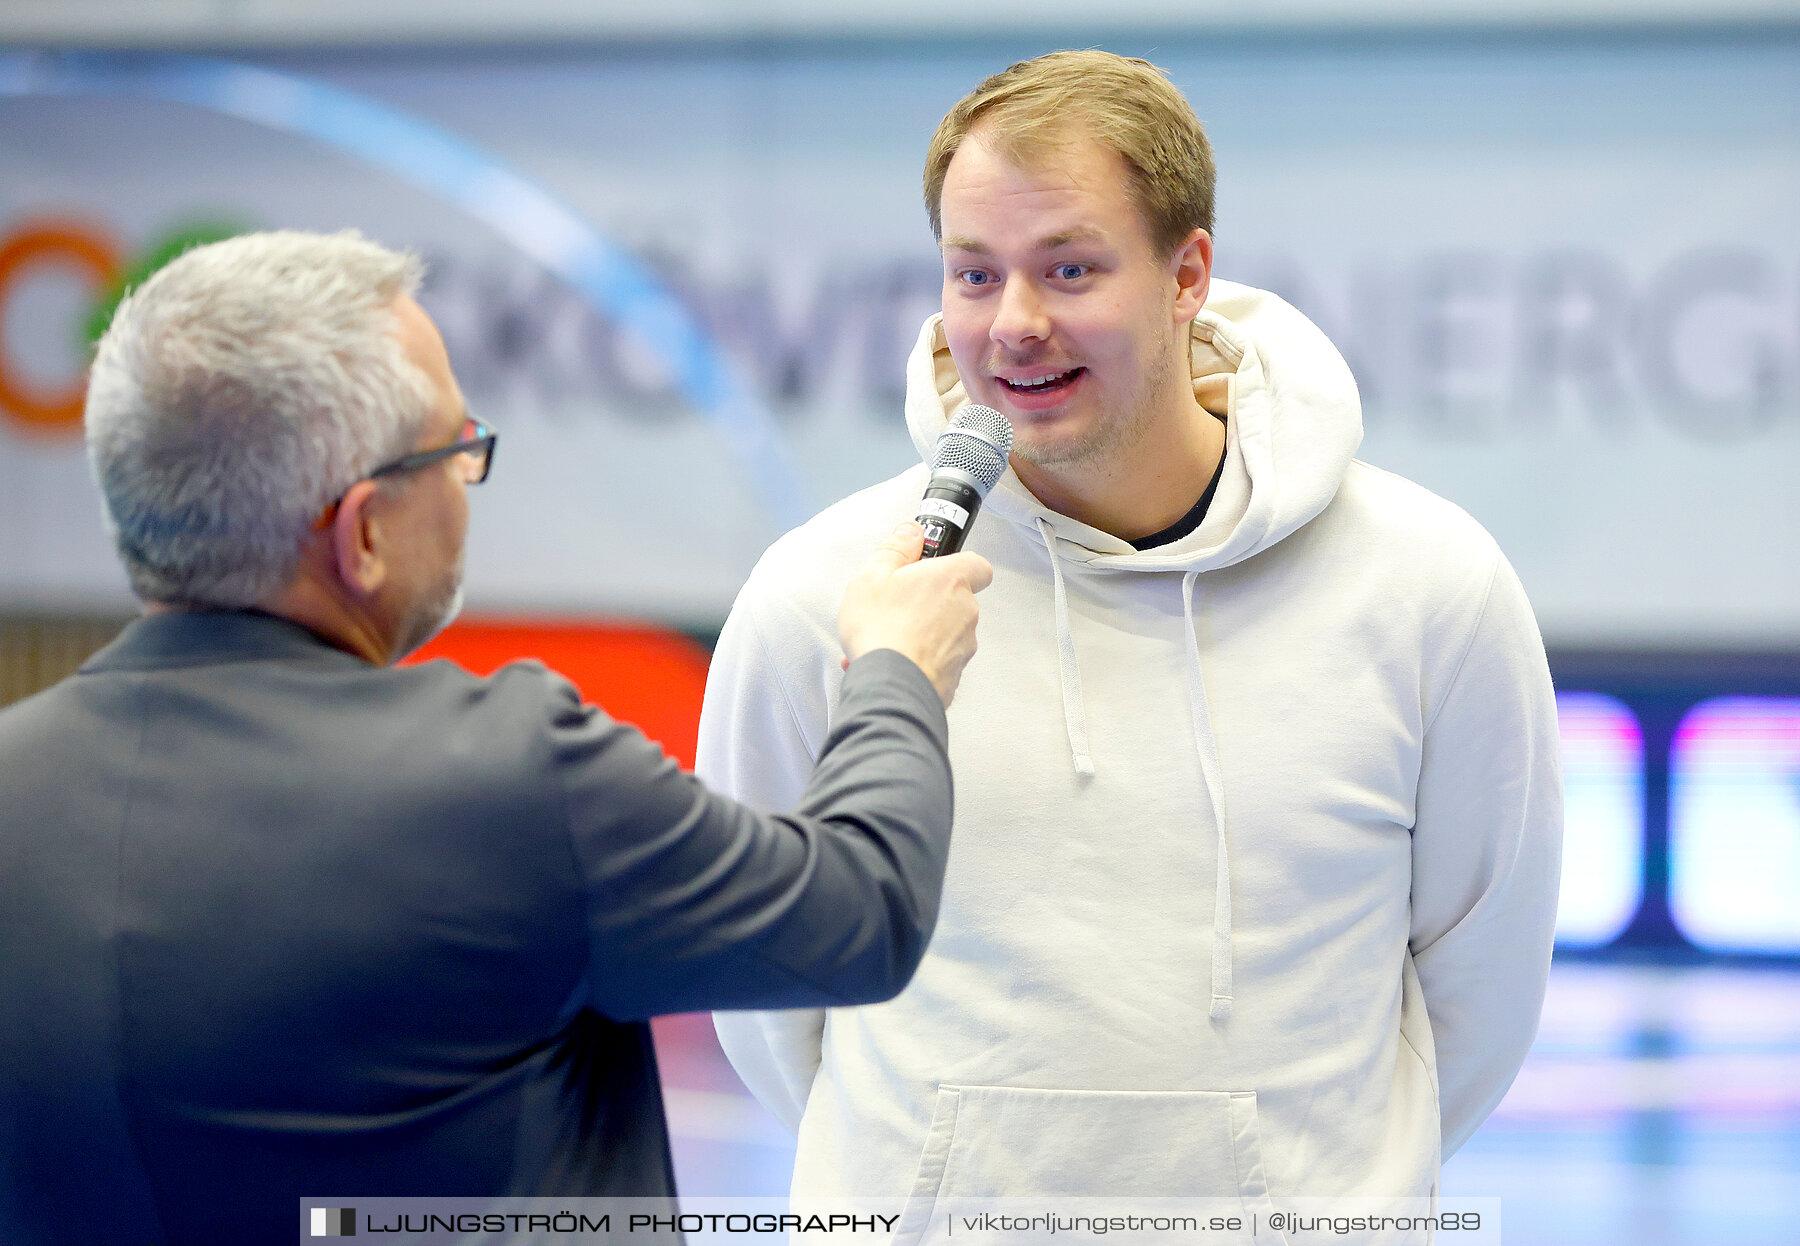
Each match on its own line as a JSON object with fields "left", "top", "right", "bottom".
{"left": 0, "top": 220, "right": 122, "bottom": 434}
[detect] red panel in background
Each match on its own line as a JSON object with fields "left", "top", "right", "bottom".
{"left": 405, "top": 618, "right": 713, "bottom": 769}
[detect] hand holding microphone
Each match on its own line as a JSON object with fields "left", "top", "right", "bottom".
{"left": 838, "top": 405, "right": 1012, "bottom": 707}
{"left": 838, "top": 522, "right": 993, "bottom": 708}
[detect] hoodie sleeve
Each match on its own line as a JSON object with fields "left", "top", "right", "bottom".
{"left": 698, "top": 573, "right": 842, "bottom": 1132}
{"left": 1409, "top": 553, "right": 1564, "bottom": 1159}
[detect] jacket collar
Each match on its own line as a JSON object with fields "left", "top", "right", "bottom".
{"left": 79, "top": 609, "right": 367, "bottom": 674}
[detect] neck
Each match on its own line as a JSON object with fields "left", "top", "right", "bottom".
{"left": 1012, "top": 386, "right": 1225, "bottom": 542}
{"left": 258, "top": 552, "right": 395, "bottom": 666}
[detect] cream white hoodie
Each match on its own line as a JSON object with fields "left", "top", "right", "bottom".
{"left": 699, "top": 282, "right": 1561, "bottom": 1216}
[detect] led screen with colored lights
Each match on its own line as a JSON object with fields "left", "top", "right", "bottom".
{"left": 1554, "top": 692, "right": 1644, "bottom": 948}
{"left": 1671, "top": 697, "right": 1800, "bottom": 954}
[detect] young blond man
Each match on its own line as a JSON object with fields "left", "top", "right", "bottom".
{"left": 702, "top": 51, "right": 1561, "bottom": 1212}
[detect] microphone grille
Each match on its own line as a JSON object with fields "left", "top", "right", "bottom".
{"left": 931, "top": 404, "right": 1015, "bottom": 494}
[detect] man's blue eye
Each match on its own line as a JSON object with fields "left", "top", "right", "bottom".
{"left": 1056, "top": 264, "right": 1087, "bottom": 280}
{"left": 961, "top": 271, "right": 992, "bottom": 286}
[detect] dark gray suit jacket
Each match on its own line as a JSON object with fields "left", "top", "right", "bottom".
{"left": 0, "top": 610, "right": 953, "bottom": 1245}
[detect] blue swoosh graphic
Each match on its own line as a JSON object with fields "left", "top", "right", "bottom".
{"left": 0, "top": 49, "right": 813, "bottom": 530}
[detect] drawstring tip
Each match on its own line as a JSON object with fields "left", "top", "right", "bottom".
{"left": 1073, "top": 754, "right": 1095, "bottom": 778}
{"left": 1209, "top": 993, "right": 1233, "bottom": 1021}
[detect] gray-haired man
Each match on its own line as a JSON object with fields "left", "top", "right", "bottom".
{"left": 0, "top": 230, "right": 990, "bottom": 1245}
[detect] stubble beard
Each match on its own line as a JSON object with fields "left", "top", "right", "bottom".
{"left": 394, "top": 566, "right": 465, "bottom": 661}
{"left": 1006, "top": 319, "right": 1182, "bottom": 473}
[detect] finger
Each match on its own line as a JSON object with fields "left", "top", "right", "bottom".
{"left": 937, "top": 551, "right": 995, "bottom": 593}
{"left": 865, "top": 520, "right": 926, "bottom": 575}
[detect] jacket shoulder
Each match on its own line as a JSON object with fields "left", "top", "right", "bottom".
{"left": 386, "top": 656, "right": 600, "bottom": 758}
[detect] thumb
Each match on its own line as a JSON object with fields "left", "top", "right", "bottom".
{"left": 936, "top": 550, "right": 994, "bottom": 594}
{"left": 865, "top": 520, "right": 926, "bottom": 575}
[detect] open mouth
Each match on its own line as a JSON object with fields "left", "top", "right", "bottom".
{"left": 999, "top": 367, "right": 1084, "bottom": 396}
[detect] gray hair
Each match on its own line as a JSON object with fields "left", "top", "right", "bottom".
{"left": 84, "top": 229, "right": 432, "bottom": 607}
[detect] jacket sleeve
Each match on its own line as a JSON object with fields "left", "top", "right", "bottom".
{"left": 1409, "top": 554, "right": 1564, "bottom": 1159}
{"left": 552, "top": 639, "right": 951, "bottom": 1026}
{"left": 697, "top": 580, "right": 843, "bottom": 1132}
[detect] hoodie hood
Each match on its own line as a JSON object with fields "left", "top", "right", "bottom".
{"left": 905, "top": 278, "right": 1364, "bottom": 570}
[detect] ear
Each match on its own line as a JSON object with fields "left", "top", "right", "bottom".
{"left": 328, "top": 479, "right": 389, "bottom": 599}
{"left": 1170, "top": 228, "right": 1213, "bottom": 323}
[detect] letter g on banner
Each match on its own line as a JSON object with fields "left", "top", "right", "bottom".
{"left": 0, "top": 217, "right": 121, "bottom": 435}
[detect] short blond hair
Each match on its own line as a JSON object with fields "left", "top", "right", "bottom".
{"left": 924, "top": 50, "right": 1216, "bottom": 257}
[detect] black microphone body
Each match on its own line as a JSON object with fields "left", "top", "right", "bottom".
{"left": 917, "top": 405, "right": 1014, "bottom": 559}
{"left": 918, "top": 472, "right": 987, "bottom": 558}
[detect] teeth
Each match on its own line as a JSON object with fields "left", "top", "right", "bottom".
{"left": 1005, "top": 370, "right": 1075, "bottom": 390}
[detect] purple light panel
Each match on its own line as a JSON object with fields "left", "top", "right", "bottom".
{"left": 1554, "top": 692, "right": 1645, "bottom": 948}
{"left": 1671, "top": 697, "right": 1800, "bottom": 954}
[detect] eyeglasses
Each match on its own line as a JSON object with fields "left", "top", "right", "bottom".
{"left": 313, "top": 417, "right": 498, "bottom": 531}
{"left": 368, "top": 416, "right": 497, "bottom": 485}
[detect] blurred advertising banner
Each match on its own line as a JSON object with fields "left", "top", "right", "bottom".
{"left": 2, "top": 40, "right": 1796, "bottom": 643}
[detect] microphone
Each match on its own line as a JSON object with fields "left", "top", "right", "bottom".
{"left": 917, "top": 404, "right": 1014, "bottom": 558}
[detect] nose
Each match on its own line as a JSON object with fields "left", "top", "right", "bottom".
{"left": 989, "top": 277, "right": 1050, "bottom": 350}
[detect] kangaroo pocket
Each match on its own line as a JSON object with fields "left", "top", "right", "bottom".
{"left": 908, "top": 1084, "right": 1280, "bottom": 1201}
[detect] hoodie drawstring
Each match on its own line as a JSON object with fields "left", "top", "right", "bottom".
{"left": 1182, "top": 567, "right": 1235, "bottom": 1021}
{"left": 1035, "top": 518, "right": 1095, "bottom": 778}
{"left": 1034, "top": 520, "right": 1233, "bottom": 1018}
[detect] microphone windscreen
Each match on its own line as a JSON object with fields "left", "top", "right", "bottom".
{"left": 931, "top": 404, "right": 1015, "bottom": 494}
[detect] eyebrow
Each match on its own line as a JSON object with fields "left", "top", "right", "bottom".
{"left": 940, "top": 226, "right": 1107, "bottom": 255}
